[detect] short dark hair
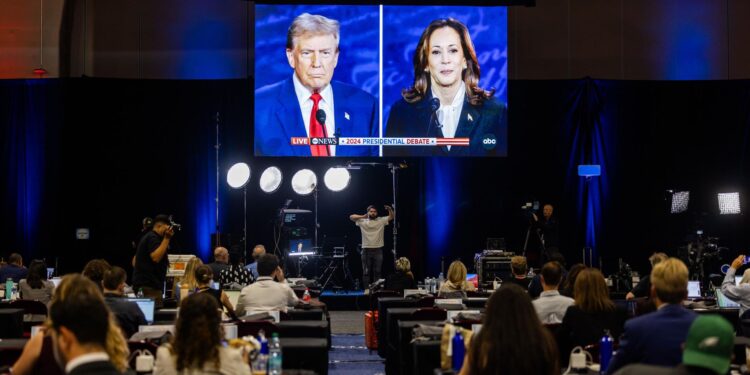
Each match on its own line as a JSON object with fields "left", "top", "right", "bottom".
{"left": 153, "top": 214, "right": 170, "bottom": 225}
{"left": 194, "top": 265, "right": 214, "bottom": 284}
{"left": 257, "top": 254, "right": 279, "bottom": 277}
{"left": 50, "top": 276, "right": 109, "bottom": 347}
{"left": 102, "top": 266, "right": 127, "bottom": 291}
{"left": 541, "top": 261, "right": 563, "bottom": 286}
{"left": 82, "top": 259, "right": 112, "bottom": 289}
{"left": 8, "top": 253, "right": 22, "bottom": 265}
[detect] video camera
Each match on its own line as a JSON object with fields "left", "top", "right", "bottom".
{"left": 521, "top": 201, "right": 540, "bottom": 220}
{"left": 168, "top": 215, "right": 182, "bottom": 231}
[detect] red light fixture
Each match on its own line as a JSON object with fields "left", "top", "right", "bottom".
{"left": 33, "top": 68, "right": 48, "bottom": 77}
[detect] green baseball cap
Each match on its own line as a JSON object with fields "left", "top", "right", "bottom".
{"left": 682, "top": 315, "right": 734, "bottom": 375}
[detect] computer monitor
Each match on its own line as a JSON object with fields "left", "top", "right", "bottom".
{"left": 289, "top": 238, "right": 312, "bottom": 254}
{"left": 466, "top": 273, "right": 478, "bottom": 289}
{"left": 127, "top": 298, "right": 155, "bottom": 324}
{"left": 716, "top": 290, "right": 740, "bottom": 308}
{"left": 46, "top": 268, "right": 54, "bottom": 279}
{"left": 687, "top": 281, "right": 701, "bottom": 298}
{"left": 225, "top": 290, "right": 241, "bottom": 308}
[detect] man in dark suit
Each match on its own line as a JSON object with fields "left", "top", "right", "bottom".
{"left": 606, "top": 258, "right": 697, "bottom": 374}
{"left": 50, "top": 275, "right": 120, "bottom": 375}
{"left": 0, "top": 253, "right": 28, "bottom": 282}
{"left": 255, "top": 13, "right": 378, "bottom": 157}
{"left": 102, "top": 266, "right": 147, "bottom": 339}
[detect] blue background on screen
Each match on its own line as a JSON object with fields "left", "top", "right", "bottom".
{"left": 382, "top": 6, "right": 507, "bottom": 133}
{"left": 254, "top": 5, "right": 380, "bottom": 100}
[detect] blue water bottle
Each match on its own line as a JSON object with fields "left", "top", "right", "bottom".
{"left": 452, "top": 330, "right": 465, "bottom": 371}
{"left": 4, "top": 278, "right": 12, "bottom": 301}
{"left": 599, "top": 330, "right": 614, "bottom": 374}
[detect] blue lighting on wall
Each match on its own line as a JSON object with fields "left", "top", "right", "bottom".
{"left": 424, "top": 158, "right": 459, "bottom": 274}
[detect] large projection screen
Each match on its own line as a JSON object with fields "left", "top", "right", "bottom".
{"left": 254, "top": 4, "right": 507, "bottom": 157}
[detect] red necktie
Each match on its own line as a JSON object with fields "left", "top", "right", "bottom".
{"left": 309, "top": 93, "right": 329, "bottom": 157}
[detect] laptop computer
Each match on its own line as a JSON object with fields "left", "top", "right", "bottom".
{"left": 126, "top": 298, "right": 155, "bottom": 324}
{"left": 715, "top": 290, "right": 740, "bottom": 308}
{"left": 687, "top": 281, "right": 701, "bottom": 299}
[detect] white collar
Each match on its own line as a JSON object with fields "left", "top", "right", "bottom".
{"left": 431, "top": 82, "right": 466, "bottom": 109}
{"left": 292, "top": 74, "right": 334, "bottom": 107}
{"left": 540, "top": 290, "right": 561, "bottom": 297}
{"left": 65, "top": 352, "right": 110, "bottom": 373}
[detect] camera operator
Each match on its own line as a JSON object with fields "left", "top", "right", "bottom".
{"left": 132, "top": 214, "right": 175, "bottom": 308}
{"left": 533, "top": 204, "right": 559, "bottom": 250}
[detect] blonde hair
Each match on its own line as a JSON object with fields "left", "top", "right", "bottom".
{"left": 650, "top": 257, "right": 689, "bottom": 304}
{"left": 395, "top": 257, "right": 411, "bottom": 273}
{"left": 182, "top": 256, "right": 203, "bottom": 290}
{"left": 574, "top": 268, "right": 614, "bottom": 313}
{"left": 447, "top": 261, "right": 468, "bottom": 286}
{"left": 286, "top": 13, "right": 340, "bottom": 51}
{"left": 740, "top": 269, "right": 750, "bottom": 285}
{"left": 51, "top": 274, "right": 130, "bottom": 372}
{"left": 649, "top": 252, "right": 668, "bottom": 267}
{"left": 511, "top": 256, "right": 527, "bottom": 276}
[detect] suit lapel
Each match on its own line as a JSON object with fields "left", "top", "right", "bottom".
{"left": 332, "top": 82, "right": 348, "bottom": 138}
{"left": 274, "top": 78, "right": 310, "bottom": 156}
{"left": 455, "top": 100, "right": 481, "bottom": 139}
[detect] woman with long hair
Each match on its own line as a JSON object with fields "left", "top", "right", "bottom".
{"left": 460, "top": 284, "right": 559, "bottom": 375}
{"left": 195, "top": 265, "right": 237, "bottom": 319}
{"left": 557, "top": 268, "right": 627, "bottom": 357}
{"left": 560, "top": 263, "right": 586, "bottom": 298}
{"left": 174, "top": 256, "right": 202, "bottom": 301}
{"left": 384, "top": 18, "right": 507, "bottom": 156}
{"left": 154, "top": 293, "right": 250, "bottom": 374}
{"left": 19, "top": 260, "right": 55, "bottom": 305}
{"left": 438, "top": 260, "right": 476, "bottom": 298}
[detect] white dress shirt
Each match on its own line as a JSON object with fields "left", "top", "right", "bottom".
{"left": 532, "top": 289, "right": 575, "bottom": 324}
{"left": 292, "top": 74, "right": 336, "bottom": 156}
{"left": 235, "top": 277, "right": 299, "bottom": 315}
{"left": 65, "top": 352, "right": 110, "bottom": 374}
{"left": 431, "top": 83, "right": 466, "bottom": 150}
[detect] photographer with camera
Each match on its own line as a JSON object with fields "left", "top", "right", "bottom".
{"left": 133, "top": 214, "right": 177, "bottom": 308}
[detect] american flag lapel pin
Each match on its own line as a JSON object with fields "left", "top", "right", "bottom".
{"left": 467, "top": 113, "right": 474, "bottom": 122}
{"left": 345, "top": 112, "right": 350, "bottom": 120}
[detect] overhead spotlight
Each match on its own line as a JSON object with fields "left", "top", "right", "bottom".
{"left": 259, "top": 166, "right": 283, "bottom": 193}
{"left": 227, "top": 163, "right": 251, "bottom": 189}
{"left": 718, "top": 192, "right": 741, "bottom": 215}
{"left": 291, "top": 169, "right": 317, "bottom": 195}
{"left": 324, "top": 167, "right": 351, "bottom": 192}
{"left": 670, "top": 191, "right": 690, "bottom": 214}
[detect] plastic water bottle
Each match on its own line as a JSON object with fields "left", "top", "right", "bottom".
{"left": 451, "top": 330, "right": 465, "bottom": 371}
{"left": 11, "top": 282, "right": 18, "bottom": 301}
{"left": 5, "top": 279, "right": 12, "bottom": 301}
{"left": 437, "top": 273, "right": 445, "bottom": 290}
{"left": 599, "top": 330, "right": 614, "bottom": 373}
{"left": 303, "top": 288, "right": 311, "bottom": 302}
{"left": 254, "top": 331, "right": 268, "bottom": 374}
{"left": 268, "top": 333, "right": 282, "bottom": 375}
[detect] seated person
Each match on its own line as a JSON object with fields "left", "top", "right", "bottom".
{"left": 613, "top": 315, "right": 734, "bottom": 375}
{"left": 559, "top": 263, "right": 586, "bottom": 298}
{"left": 174, "top": 256, "right": 202, "bottom": 302}
{"left": 245, "top": 244, "right": 266, "bottom": 280}
{"left": 0, "top": 253, "right": 29, "bottom": 283}
{"left": 219, "top": 250, "right": 253, "bottom": 288}
{"left": 194, "top": 265, "right": 237, "bottom": 319}
{"left": 82, "top": 259, "right": 111, "bottom": 292}
{"left": 459, "top": 284, "right": 559, "bottom": 375}
{"left": 102, "top": 266, "right": 147, "bottom": 339}
{"left": 557, "top": 268, "right": 627, "bottom": 356}
{"left": 19, "top": 260, "right": 55, "bottom": 305}
{"left": 235, "top": 254, "right": 298, "bottom": 315}
{"left": 532, "top": 261, "right": 574, "bottom": 324}
{"left": 206, "top": 246, "right": 230, "bottom": 280}
{"left": 528, "top": 249, "right": 567, "bottom": 298}
{"left": 155, "top": 293, "right": 251, "bottom": 375}
{"left": 626, "top": 252, "right": 668, "bottom": 300}
{"left": 438, "top": 260, "right": 476, "bottom": 298}
{"left": 721, "top": 254, "right": 750, "bottom": 318}
{"left": 606, "top": 258, "right": 697, "bottom": 374}
{"left": 385, "top": 257, "right": 417, "bottom": 292}
{"left": 504, "top": 256, "right": 531, "bottom": 289}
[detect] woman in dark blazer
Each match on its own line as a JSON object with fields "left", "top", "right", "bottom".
{"left": 384, "top": 257, "right": 417, "bottom": 293}
{"left": 557, "top": 268, "right": 627, "bottom": 360}
{"left": 384, "top": 18, "right": 507, "bottom": 157}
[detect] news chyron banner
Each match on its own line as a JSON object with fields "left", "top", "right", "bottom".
{"left": 253, "top": 4, "right": 507, "bottom": 157}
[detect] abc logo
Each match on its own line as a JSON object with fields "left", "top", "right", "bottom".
{"left": 482, "top": 134, "right": 497, "bottom": 150}
{"left": 311, "top": 138, "right": 320, "bottom": 145}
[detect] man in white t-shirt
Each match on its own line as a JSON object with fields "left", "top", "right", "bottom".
{"left": 350, "top": 205, "right": 394, "bottom": 286}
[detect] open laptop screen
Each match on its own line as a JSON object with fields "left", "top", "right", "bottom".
{"left": 687, "top": 281, "right": 701, "bottom": 298}
{"left": 126, "top": 298, "right": 155, "bottom": 324}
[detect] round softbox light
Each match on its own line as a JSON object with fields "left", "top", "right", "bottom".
{"left": 227, "top": 163, "right": 251, "bottom": 189}
{"left": 259, "top": 166, "right": 283, "bottom": 193}
{"left": 291, "top": 169, "right": 317, "bottom": 195}
{"left": 324, "top": 167, "right": 351, "bottom": 192}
